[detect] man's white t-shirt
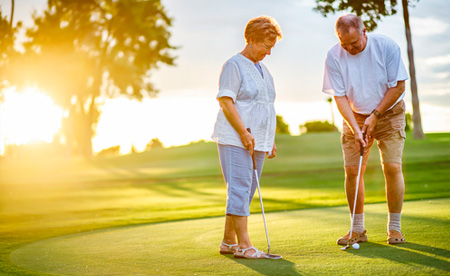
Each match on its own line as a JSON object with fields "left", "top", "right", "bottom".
{"left": 211, "top": 53, "right": 276, "bottom": 152}
{"left": 322, "top": 34, "right": 409, "bottom": 114}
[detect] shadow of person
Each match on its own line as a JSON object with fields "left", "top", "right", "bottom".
{"left": 400, "top": 242, "right": 450, "bottom": 260}
{"left": 345, "top": 242, "right": 450, "bottom": 273}
{"left": 225, "top": 254, "right": 304, "bottom": 276}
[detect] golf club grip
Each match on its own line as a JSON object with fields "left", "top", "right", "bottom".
{"left": 246, "top": 128, "right": 257, "bottom": 170}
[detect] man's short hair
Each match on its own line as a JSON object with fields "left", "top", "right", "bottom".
{"left": 335, "top": 14, "right": 365, "bottom": 35}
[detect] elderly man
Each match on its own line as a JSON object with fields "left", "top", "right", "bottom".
{"left": 322, "top": 14, "right": 409, "bottom": 245}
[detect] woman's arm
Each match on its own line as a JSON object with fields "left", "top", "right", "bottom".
{"left": 218, "top": 96, "right": 255, "bottom": 155}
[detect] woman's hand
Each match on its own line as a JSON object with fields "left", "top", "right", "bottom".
{"left": 240, "top": 130, "right": 255, "bottom": 156}
{"left": 267, "top": 142, "right": 277, "bottom": 159}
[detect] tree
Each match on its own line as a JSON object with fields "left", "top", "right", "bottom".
{"left": 276, "top": 115, "right": 290, "bottom": 134}
{"left": 0, "top": 4, "right": 18, "bottom": 156}
{"left": 145, "top": 137, "right": 163, "bottom": 151}
{"left": 0, "top": 2, "right": 21, "bottom": 93}
{"left": 405, "top": 112, "right": 412, "bottom": 132}
{"left": 4, "top": 0, "right": 176, "bottom": 158}
{"left": 9, "top": 0, "right": 14, "bottom": 27}
{"left": 300, "top": 120, "right": 338, "bottom": 133}
{"left": 314, "top": 0, "right": 425, "bottom": 139}
{"left": 327, "top": 97, "right": 335, "bottom": 126}
{"left": 401, "top": 0, "right": 424, "bottom": 139}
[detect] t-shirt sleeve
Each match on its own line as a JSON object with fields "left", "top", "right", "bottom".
{"left": 385, "top": 41, "right": 409, "bottom": 88}
{"left": 322, "top": 52, "right": 346, "bottom": 97}
{"left": 217, "top": 60, "right": 241, "bottom": 102}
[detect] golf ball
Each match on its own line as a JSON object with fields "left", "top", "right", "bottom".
{"left": 352, "top": 243, "right": 360, "bottom": 250}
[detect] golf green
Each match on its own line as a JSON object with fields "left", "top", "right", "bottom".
{"left": 10, "top": 199, "right": 450, "bottom": 275}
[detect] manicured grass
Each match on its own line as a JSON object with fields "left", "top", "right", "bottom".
{"left": 10, "top": 199, "right": 450, "bottom": 275}
{"left": 0, "top": 132, "right": 449, "bottom": 275}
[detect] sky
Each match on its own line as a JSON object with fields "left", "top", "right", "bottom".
{"left": 1, "top": 0, "right": 449, "bottom": 154}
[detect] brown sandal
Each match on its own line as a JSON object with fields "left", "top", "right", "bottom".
{"left": 337, "top": 230, "right": 368, "bottom": 245}
{"left": 387, "top": 230, "right": 405, "bottom": 244}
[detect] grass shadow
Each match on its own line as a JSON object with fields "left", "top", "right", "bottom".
{"left": 224, "top": 254, "right": 303, "bottom": 276}
{"left": 346, "top": 242, "right": 450, "bottom": 273}
{"left": 398, "top": 242, "right": 450, "bottom": 262}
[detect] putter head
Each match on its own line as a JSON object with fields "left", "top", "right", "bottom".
{"left": 265, "top": 247, "right": 282, "bottom": 259}
{"left": 264, "top": 253, "right": 282, "bottom": 259}
{"left": 340, "top": 244, "right": 351, "bottom": 251}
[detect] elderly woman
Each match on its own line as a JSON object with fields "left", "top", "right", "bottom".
{"left": 212, "top": 15, "right": 282, "bottom": 259}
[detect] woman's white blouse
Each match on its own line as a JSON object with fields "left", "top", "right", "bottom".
{"left": 212, "top": 54, "right": 276, "bottom": 152}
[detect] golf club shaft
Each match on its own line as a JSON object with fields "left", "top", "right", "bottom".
{"left": 254, "top": 168, "right": 271, "bottom": 253}
{"left": 247, "top": 128, "right": 271, "bottom": 253}
{"left": 348, "top": 143, "right": 365, "bottom": 246}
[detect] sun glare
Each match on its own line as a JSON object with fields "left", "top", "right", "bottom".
{"left": 93, "top": 96, "right": 218, "bottom": 155}
{"left": 0, "top": 87, "right": 63, "bottom": 149}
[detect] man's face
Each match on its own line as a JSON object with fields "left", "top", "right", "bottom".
{"left": 338, "top": 28, "right": 367, "bottom": 55}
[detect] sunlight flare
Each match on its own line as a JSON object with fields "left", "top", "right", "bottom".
{"left": 0, "top": 87, "right": 64, "bottom": 148}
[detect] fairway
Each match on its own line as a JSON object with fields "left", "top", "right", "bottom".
{"left": 2, "top": 133, "right": 450, "bottom": 275}
{"left": 11, "top": 199, "right": 450, "bottom": 275}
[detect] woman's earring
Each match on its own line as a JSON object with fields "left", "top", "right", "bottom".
{"left": 250, "top": 45, "right": 253, "bottom": 48}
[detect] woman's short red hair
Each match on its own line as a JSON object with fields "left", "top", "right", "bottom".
{"left": 244, "top": 15, "right": 283, "bottom": 43}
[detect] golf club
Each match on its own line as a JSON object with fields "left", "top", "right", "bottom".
{"left": 247, "top": 128, "right": 282, "bottom": 260}
{"left": 341, "top": 135, "right": 365, "bottom": 251}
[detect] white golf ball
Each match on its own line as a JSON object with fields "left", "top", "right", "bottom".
{"left": 352, "top": 243, "right": 360, "bottom": 250}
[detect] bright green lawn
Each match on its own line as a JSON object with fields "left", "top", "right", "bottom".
{"left": 10, "top": 199, "right": 450, "bottom": 275}
{"left": 1, "top": 132, "right": 449, "bottom": 275}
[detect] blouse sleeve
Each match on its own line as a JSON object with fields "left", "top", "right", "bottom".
{"left": 217, "top": 60, "right": 241, "bottom": 102}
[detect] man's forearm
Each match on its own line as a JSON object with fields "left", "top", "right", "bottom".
{"left": 373, "top": 81, "right": 406, "bottom": 115}
{"left": 334, "top": 96, "right": 360, "bottom": 134}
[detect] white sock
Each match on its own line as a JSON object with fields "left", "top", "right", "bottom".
{"left": 388, "top": 212, "right": 402, "bottom": 232}
{"left": 351, "top": 213, "right": 365, "bottom": 233}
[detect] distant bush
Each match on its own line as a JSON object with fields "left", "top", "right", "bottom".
{"left": 131, "top": 145, "right": 138, "bottom": 153}
{"left": 405, "top": 112, "right": 412, "bottom": 132}
{"left": 276, "top": 115, "right": 290, "bottom": 134}
{"left": 97, "top": 145, "right": 121, "bottom": 157}
{"left": 300, "top": 120, "right": 338, "bottom": 133}
{"left": 145, "top": 138, "right": 163, "bottom": 151}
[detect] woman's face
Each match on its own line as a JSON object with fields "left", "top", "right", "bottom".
{"left": 251, "top": 38, "right": 277, "bottom": 62}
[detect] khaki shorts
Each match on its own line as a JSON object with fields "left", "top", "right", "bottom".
{"left": 341, "top": 100, "right": 406, "bottom": 166}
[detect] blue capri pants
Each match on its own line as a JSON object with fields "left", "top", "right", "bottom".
{"left": 218, "top": 144, "right": 266, "bottom": 217}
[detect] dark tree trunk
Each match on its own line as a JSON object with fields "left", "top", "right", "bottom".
{"left": 9, "top": 0, "right": 14, "bottom": 27}
{"left": 402, "top": 0, "right": 425, "bottom": 139}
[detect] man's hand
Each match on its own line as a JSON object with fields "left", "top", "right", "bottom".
{"left": 362, "top": 114, "right": 378, "bottom": 140}
{"left": 355, "top": 130, "right": 366, "bottom": 153}
{"left": 354, "top": 130, "right": 369, "bottom": 155}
